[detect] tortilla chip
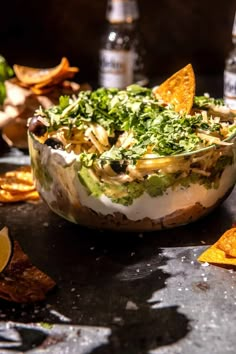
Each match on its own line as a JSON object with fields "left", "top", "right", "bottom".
{"left": 198, "top": 226, "right": 236, "bottom": 266}
{"left": 13, "top": 56, "right": 79, "bottom": 95}
{"left": 0, "top": 240, "right": 56, "bottom": 303}
{"left": 198, "top": 243, "right": 236, "bottom": 266}
{"left": 1, "top": 165, "right": 33, "bottom": 178}
{"left": 0, "top": 184, "right": 35, "bottom": 193}
{"left": 30, "top": 86, "right": 54, "bottom": 95}
{"left": 153, "top": 64, "right": 195, "bottom": 114}
{"left": 0, "top": 190, "right": 39, "bottom": 202}
{"left": 217, "top": 227, "right": 236, "bottom": 257}
{"left": 32, "top": 70, "right": 77, "bottom": 90}
{"left": 0, "top": 166, "right": 40, "bottom": 202}
{"left": 13, "top": 57, "right": 70, "bottom": 85}
{"left": 0, "top": 177, "right": 35, "bottom": 192}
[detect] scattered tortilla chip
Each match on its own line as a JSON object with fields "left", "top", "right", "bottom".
{"left": 30, "top": 86, "right": 55, "bottom": 96}
{"left": 13, "top": 57, "right": 79, "bottom": 95}
{"left": 198, "top": 243, "right": 236, "bottom": 266}
{"left": 1, "top": 165, "right": 33, "bottom": 179}
{"left": 0, "top": 177, "right": 35, "bottom": 192}
{"left": 0, "top": 182, "right": 35, "bottom": 192}
{"left": 13, "top": 57, "right": 69, "bottom": 85}
{"left": 32, "top": 69, "right": 76, "bottom": 90}
{"left": 153, "top": 64, "right": 195, "bottom": 114}
{"left": 198, "top": 226, "right": 236, "bottom": 266}
{"left": 217, "top": 227, "right": 236, "bottom": 257}
{"left": 0, "top": 190, "right": 39, "bottom": 202}
{"left": 0, "top": 238, "right": 56, "bottom": 303}
{"left": 31, "top": 72, "right": 76, "bottom": 95}
{"left": 0, "top": 166, "right": 40, "bottom": 203}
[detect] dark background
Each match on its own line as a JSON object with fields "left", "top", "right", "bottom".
{"left": 0, "top": 0, "right": 235, "bottom": 89}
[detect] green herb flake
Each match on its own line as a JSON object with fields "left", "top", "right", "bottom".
{"left": 0, "top": 55, "right": 14, "bottom": 106}
{"left": 40, "top": 322, "right": 53, "bottom": 330}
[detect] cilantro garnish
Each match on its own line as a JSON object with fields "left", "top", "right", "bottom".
{"left": 38, "top": 85, "right": 235, "bottom": 164}
{"left": 193, "top": 95, "right": 224, "bottom": 108}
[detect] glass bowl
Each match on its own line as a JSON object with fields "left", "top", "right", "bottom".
{"left": 28, "top": 131, "right": 236, "bottom": 231}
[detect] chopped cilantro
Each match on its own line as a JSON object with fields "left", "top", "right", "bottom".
{"left": 193, "top": 95, "right": 224, "bottom": 108}
{"left": 37, "top": 85, "right": 235, "bottom": 164}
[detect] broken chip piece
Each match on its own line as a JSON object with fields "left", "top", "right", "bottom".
{"left": 0, "top": 227, "right": 13, "bottom": 273}
{"left": 198, "top": 226, "right": 236, "bottom": 266}
{"left": 153, "top": 63, "right": 195, "bottom": 114}
{"left": 0, "top": 166, "right": 40, "bottom": 203}
{"left": 0, "top": 232, "right": 56, "bottom": 303}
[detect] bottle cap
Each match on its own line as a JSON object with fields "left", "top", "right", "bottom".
{"left": 106, "top": 0, "right": 139, "bottom": 23}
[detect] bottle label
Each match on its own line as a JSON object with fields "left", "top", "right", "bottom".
{"left": 224, "top": 70, "right": 236, "bottom": 109}
{"left": 99, "top": 49, "right": 134, "bottom": 89}
{"left": 107, "top": 0, "right": 139, "bottom": 23}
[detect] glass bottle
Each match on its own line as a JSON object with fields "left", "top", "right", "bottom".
{"left": 224, "top": 12, "right": 236, "bottom": 110}
{"left": 98, "top": 0, "right": 148, "bottom": 89}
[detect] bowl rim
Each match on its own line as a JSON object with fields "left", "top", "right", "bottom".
{"left": 28, "top": 129, "right": 236, "bottom": 162}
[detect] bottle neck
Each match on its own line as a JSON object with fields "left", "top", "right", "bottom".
{"left": 106, "top": 0, "right": 139, "bottom": 24}
{"left": 232, "top": 12, "right": 236, "bottom": 44}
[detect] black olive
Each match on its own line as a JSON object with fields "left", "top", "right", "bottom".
{"left": 28, "top": 116, "right": 47, "bottom": 136}
{"left": 110, "top": 161, "right": 127, "bottom": 173}
{"left": 108, "top": 130, "right": 121, "bottom": 145}
{"left": 44, "top": 138, "right": 64, "bottom": 150}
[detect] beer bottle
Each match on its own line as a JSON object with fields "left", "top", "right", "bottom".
{"left": 98, "top": 0, "right": 148, "bottom": 89}
{"left": 224, "top": 12, "right": 236, "bottom": 110}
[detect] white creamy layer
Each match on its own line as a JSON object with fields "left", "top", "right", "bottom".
{"left": 31, "top": 139, "right": 236, "bottom": 222}
{"left": 77, "top": 164, "right": 236, "bottom": 221}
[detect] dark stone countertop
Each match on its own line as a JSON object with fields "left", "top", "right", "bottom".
{"left": 0, "top": 148, "right": 236, "bottom": 354}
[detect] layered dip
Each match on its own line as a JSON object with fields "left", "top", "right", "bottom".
{"left": 28, "top": 65, "right": 236, "bottom": 231}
